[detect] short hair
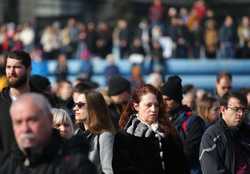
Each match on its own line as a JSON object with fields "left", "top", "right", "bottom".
{"left": 10, "top": 92, "right": 52, "bottom": 118}
{"left": 51, "top": 108, "right": 73, "bottom": 130}
{"left": 216, "top": 72, "right": 232, "bottom": 83}
{"left": 219, "top": 92, "right": 247, "bottom": 107}
{"left": 73, "top": 82, "right": 93, "bottom": 94}
{"left": 5, "top": 50, "right": 31, "bottom": 68}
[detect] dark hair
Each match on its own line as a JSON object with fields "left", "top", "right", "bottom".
{"left": 5, "top": 51, "right": 31, "bottom": 68}
{"left": 219, "top": 92, "right": 247, "bottom": 107}
{"left": 85, "top": 90, "right": 115, "bottom": 134}
{"left": 119, "top": 84, "right": 176, "bottom": 136}
{"left": 73, "top": 82, "right": 95, "bottom": 93}
{"left": 183, "top": 84, "right": 195, "bottom": 94}
{"left": 216, "top": 72, "right": 232, "bottom": 83}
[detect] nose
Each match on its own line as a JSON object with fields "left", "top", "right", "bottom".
{"left": 59, "top": 125, "right": 66, "bottom": 131}
{"left": 73, "top": 105, "right": 77, "bottom": 112}
{"left": 237, "top": 110, "right": 245, "bottom": 116}
{"left": 20, "top": 122, "right": 31, "bottom": 133}
{"left": 150, "top": 105, "right": 157, "bottom": 112}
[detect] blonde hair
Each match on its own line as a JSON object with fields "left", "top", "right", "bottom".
{"left": 51, "top": 108, "right": 74, "bottom": 132}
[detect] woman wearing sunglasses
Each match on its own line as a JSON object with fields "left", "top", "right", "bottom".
{"left": 73, "top": 90, "right": 115, "bottom": 174}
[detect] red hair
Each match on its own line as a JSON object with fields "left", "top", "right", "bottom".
{"left": 119, "top": 84, "right": 176, "bottom": 137}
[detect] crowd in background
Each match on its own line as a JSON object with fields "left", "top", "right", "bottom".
{"left": 0, "top": 50, "right": 250, "bottom": 174}
{"left": 0, "top": 0, "right": 250, "bottom": 172}
{"left": 0, "top": 0, "right": 250, "bottom": 62}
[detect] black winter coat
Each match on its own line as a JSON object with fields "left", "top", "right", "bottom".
{"left": 199, "top": 118, "right": 237, "bottom": 174}
{"left": 0, "top": 88, "right": 15, "bottom": 162}
{"left": 112, "top": 116, "right": 189, "bottom": 174}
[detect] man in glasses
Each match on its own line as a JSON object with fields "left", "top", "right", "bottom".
{"left": 215, "top": 72, "right": 232, "bottom": 99}
{"left": 200, "top": 92, "right": 250, "bottom": 174}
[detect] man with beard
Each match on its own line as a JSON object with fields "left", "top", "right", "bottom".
{"left": 0, "top": 51, "right": 32, "bottom": 162}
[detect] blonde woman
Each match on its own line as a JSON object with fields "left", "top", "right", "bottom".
{"left": 52, "top": 108, "right": 74, "bottom": 139}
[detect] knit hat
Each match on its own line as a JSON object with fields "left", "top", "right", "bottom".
{"left": 108, "top": 75, "right": 131, "bottom": 96}
{"left": 161, "top": 75, "right": 183, "bottom": 103}
{"left": 30, "top": 75, "right": 51, "bottom": 93}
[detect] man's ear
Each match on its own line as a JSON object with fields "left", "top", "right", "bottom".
{"left": 220, "top": 106, "right": 226, "bottom": 114}
{"left": 133, "top": 103, "right": 139, "bottom": 112}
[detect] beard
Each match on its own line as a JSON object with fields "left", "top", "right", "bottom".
{"left": 8, "top": 73, "right": 28, "bottom": 88}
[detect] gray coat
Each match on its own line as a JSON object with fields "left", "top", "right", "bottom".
{"left": 88, "top": 131, "right": 114, "bottom": 174}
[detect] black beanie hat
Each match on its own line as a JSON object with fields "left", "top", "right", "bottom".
{"left": 161, "top": 75, "right": 183, "bottom": 103}
{"left": 30, "top": 75, "right": 51, "bottom": 92}
{"left": 108, "top": 75, "right": 131, "bottom": 96}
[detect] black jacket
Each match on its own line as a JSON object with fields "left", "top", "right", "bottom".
{"left": 199, "top": 118, "right": 238, "bottom": 174}
{"left": 112, "top": 116, "right": 189, "bottom": 174}
{"left": 0, "top": 130, "right": 97, "bottom": 174}
{"left": 0, "top": 88, "right": 15, "bottom": 162}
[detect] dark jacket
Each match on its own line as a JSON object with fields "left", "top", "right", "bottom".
{"left": 0, "top": 88, "right": 15, "bottom": 161}
{"left": 0, "top": 130, "right": 97, "bottom": 174}
{"left": 108, "top": 103, "right": 124, "bottom": 130}
{"left": 112, "top": 115, "right": 189, "bottom": 174}
{"left": 170, "top": 106, "right": 206, "bottom": 174}
{"left": 199, "top": 118, "right": 238, "bottom": 174}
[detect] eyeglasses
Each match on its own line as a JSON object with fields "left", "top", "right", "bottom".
{"left": 222, "top": 86, "right": 232, "bottom": 90}
{"left": 74, "top": 102, "right": 86, "bottom": 108}
{"left": 227, "top": 106, "right": 248, "bottom": 114}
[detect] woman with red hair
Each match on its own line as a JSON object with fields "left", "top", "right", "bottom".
{"left": 112, "top": 84, "right": 189, "bottom": 174}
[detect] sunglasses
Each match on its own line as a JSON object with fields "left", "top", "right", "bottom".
{"left": 74, "top": 102, "right": 86, "bottom": 108}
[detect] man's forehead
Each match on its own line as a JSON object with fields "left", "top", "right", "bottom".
{"left": 228, "top": 97, "right": 243, "bottom": 106}
{"left": 218, "top": 77, "right": 231, "bottom": 85}
{"left": 6, "top": 58, "right": 23, "bottom": 65}
{"left": 11, "top": 99, "right": 37, "bottom": 114}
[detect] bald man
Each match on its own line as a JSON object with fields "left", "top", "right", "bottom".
{"left": 0, "top": 93, "right": 96, "bottom": 174}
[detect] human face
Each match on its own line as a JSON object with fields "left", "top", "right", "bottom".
{"left": 182, "top": 92, "right": 195, "bottom": 109}
{"left": 6, "top": 58, "right": 29, "bottom": 88}
{"left": 216, "top": 77, "right": 232, "bottom": 97}
{"left": 59, "top": 82, "right": 73, "bottom": 100}
{"left": 222, "top": 97, "right": 246, "bottom": 127}
{"left": 73, "top": 94, "right": 88, "bottom": 123}
{"left": 10, "top": 99, "right": 52, "bottom": 151}
{"left": 134, "top": 93, "right": 159, "bottom": 125}
{"left": 54, "top": 122, "right": 73, "bottom": 139}
{"left": 163, "top": 95, "right": 179, "bottom": 113}
{"left": 208, "top": 103, "right": 220, "bottom": 123}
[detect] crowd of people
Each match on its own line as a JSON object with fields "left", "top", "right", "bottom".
{"left": 0, "top": 0, "right": 250, "bottom": 63}
{"left": 0, "top": 0, "right": 250, "bottom": 86}
{"left": 0, "top": 0, "right": 250, "bottom": 173}
{"left": 0, "top": 50, "right": 250, "bottom": 174}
